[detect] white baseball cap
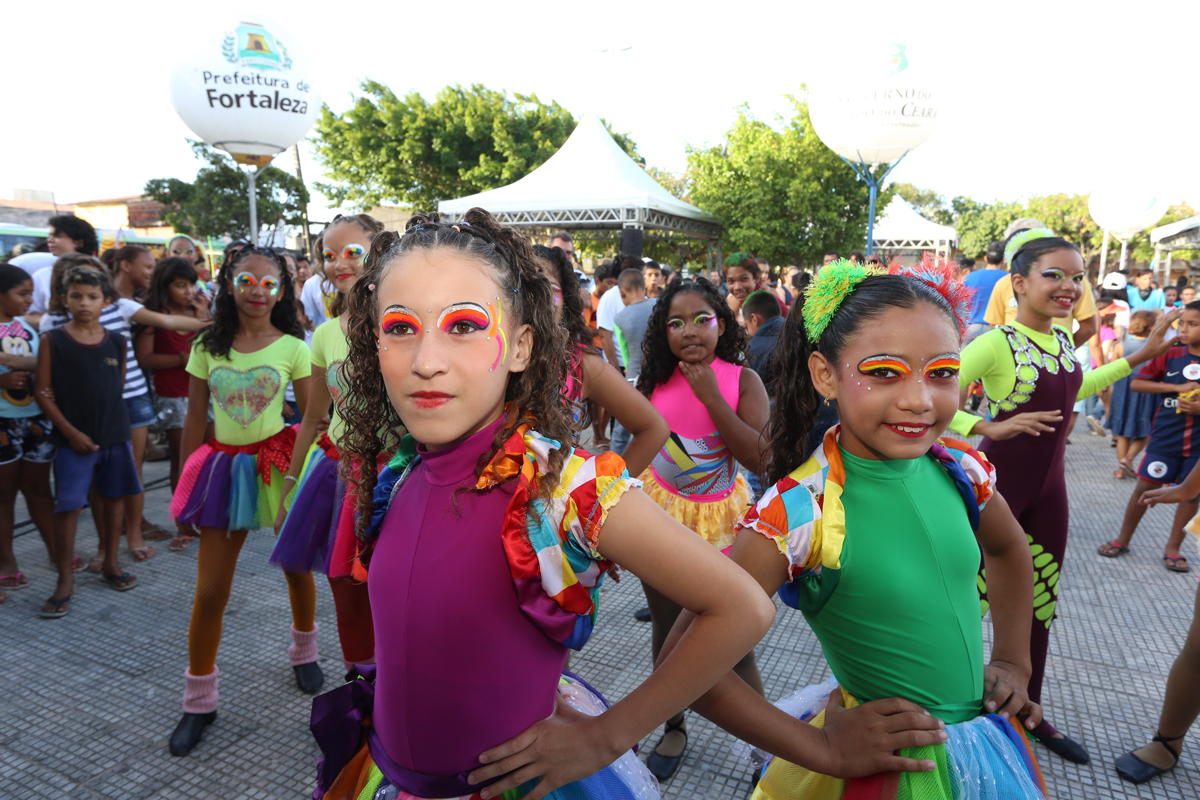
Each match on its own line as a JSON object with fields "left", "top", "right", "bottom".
{"left": 1101, "top": 273, "right": 1128, "bottom": 290}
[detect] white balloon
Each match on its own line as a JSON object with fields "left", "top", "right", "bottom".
{"left": 1089, "top": 184, "right": 1169, "bottom": 238}
{"left": 170, "top": 17, "right": 320, "bottom": 165}
{"left": 808, "top": 43, "right": 939, "bottom": 167}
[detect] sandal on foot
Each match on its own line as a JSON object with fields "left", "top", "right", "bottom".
{"left": 1163, "top": 554, "right": 1191, "bottom": 572}
{"left": 645, "top": 716, "right": 688, "bottom": 781}
{"left": 1116, "top": 732, "right": 1181, "bottom": 784}
{"left": 169, "top": 535, "right": 194, "bottom": 553}
{"left": 129, "top": 547, "right": 156, "bottom": 562}
{"left": 38, "top": 595, "right": 71, "bottom": 618}
{"left": 1119, "top": 460, "right": 1138, "bottom": 479}
{"left": 69, "top": 555, "right": 86, "bottom": 572}
{"left": 86, "top": 554, "right": 105, "bottom": 574}
{"left": 1098, "top": 541, "right": 1130, "bottom": 558}
{"left": 101, "top": 573, "right": 138, "bottom": 592}
{"left": 0, "top": 571, "right": 29, "bottom": 589}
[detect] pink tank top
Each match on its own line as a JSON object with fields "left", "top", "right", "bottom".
{"left": 649, "top": 357, "right": 742, "bottom": 500}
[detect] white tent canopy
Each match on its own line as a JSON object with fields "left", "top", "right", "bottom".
{"left": 870, "top": 196, "right": 957, "bottom": 260}
{"left": 438, "top": 114, "right": 720, "bottom": 243}
{"left": 1150, "top": 214, "right": 1200, "bottom": 282}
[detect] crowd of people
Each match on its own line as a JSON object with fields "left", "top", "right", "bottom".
{"left": 2, "top": 209, "right": 1198, "bottom": 799}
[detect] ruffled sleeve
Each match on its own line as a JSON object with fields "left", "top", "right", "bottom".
{"left": 543, "top": 445, "right": 642, "bottom": 561}
{"left": 931, "top": 438, "right": 997, "bottom": 524}
{"left": 735, "top": 465, "right": 828, "bottom": 581}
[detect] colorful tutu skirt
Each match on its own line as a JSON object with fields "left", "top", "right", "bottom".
{"left": 271, "top": 434, "right": 366, "bottom": 580}
{"left": 741, "top": 682, "right": 1045, "bottom": 800}
{"left": 638, "top": 468, "right": 751, "bottom": 551}
{"left": 171, "top": 426, "right": 296, "bottom": 533}
{"left": 312, "top": 669, "right": 659, "bottom": 800}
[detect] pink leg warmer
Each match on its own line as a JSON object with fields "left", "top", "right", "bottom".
{"left": 288, "top": 623, "right": 319, "bottom": 666}
{"left": 182, "top": 666, "right": 219, "bottom": 714}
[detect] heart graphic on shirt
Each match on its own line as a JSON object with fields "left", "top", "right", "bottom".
{"left": 326, "top": 359, "right": 347, "bottom": 406}
{"left": 209, "top": 365, "right": 282, "bottom": 428}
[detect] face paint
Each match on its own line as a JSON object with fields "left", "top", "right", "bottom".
{"left": 857, "top": 355, "right": 911, "bottom": 377}
{"left": 381, "top": 305, "right": 422, "bottom": 335}
{"left": 694, "top": 313, "right": 717, "bottom": 329}
{"left": 437, "top": 302, "right": 490, "bottom": 333}
{"left": 923, "top": 355, "right": 961, "bottom": 379}
{"left": 342, "top": 244, "right": 366, "bottom": 262}
{"left": 550, "top": 285, "right": 563, "bottom": 306}
{"left": 487, "top": 299, "right": 507, "bottom": 372}
{"left": 322, "top": 248, "right": 337, "bottom": 264}
{"left": 234, "top": 272, "right": 280, "bottom": 296}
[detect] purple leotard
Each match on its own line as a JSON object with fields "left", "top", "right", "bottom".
{"left": 368, "top": 418, "right": 569, "bottom": 776}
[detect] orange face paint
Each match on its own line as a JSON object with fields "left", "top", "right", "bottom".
{"left": 381, "top": 305, "right": 422, "bottom": 335}
{"left": 857, "top": 355, "right": 911, "bottom": 376}
{"left": 923, "top": 356, "right": 961, "bottom": 378}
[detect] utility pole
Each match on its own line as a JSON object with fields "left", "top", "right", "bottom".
{"left": 293, "top": 144, "right": 313, "bottom": 258}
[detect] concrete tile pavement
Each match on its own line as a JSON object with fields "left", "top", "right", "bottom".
{"left": 2, "top": 424, "right": 1197, "bottom": 798}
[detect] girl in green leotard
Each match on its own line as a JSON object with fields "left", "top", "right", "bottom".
{"left": 661, "top": 259, "right": 1046, "bottom": 800}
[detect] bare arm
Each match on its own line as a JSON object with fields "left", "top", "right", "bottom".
{"left": 130, "top": 307, "right": 207, "bottom": 332}
{"left": 1072, "top": 315, "right": 1097, "bottom": 348}
{"left": 468, "top": 490, "right": 777, "bottom": 798}
{"left": 0, "top": 352, "right": 36, "bottom": 370}
{"left": 973, "top": 492, "right": 1040, "bottom": 724}
{"left": 33, "top": 335, "right": 94, "bottom": 453}
{"left": 134, "top": 327, "right": 190, "bottom": 371}
{"left": 659, "top": 530, "right": 946, "bottom": 777}
{"left": 580, "top": 353, "right": 667, "bottom": 475}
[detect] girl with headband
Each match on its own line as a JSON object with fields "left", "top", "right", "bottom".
{"left": 949, "top": 229, "right": 1179, "bottom": 763}
{"left": 310, "top": 208, "right": 775, "bottom": 800}
{"left": 661, "top": 258, "right": 1047, "bottom": 799}
{"left": 166, "top": 246, "right": 316, "bottom": 757}
{"left": 271, "top": 214, "right": 384, "bottom": 679}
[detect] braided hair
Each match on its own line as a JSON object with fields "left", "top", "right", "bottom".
{"left": 197, "top": 247, "right": 304, "bottom": 359}
{"left": 341, "top": 208, "right": 573, "bottom": 551}
{"left": 636, "top": 277, "right": 747, "bottom": 397}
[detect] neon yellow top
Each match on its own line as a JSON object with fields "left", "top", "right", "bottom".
{"left": 310, "top": 318, "right": 350, "bottom": 446}
{"left": 949, "top": 322, "right": 1130, "bottom": 436}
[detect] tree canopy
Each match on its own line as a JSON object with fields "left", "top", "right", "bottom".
{"left": 312, "top": 82, "right": 642, "bottom": 212}
{"left": 145, "top": 141, "right": 308, "bottom": 241}
{"left": 686, "top": 96, "right": 890, "bottom": 269}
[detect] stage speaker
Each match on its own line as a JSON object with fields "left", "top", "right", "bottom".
{"left": 620, "top": 228, "right": 643, "bottom": 259}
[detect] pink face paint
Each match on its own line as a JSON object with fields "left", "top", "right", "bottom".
{"left": 437, "top": 302, "right": 490, "bottom": 333}
{"left": 380, "top": 305, "right": 422, "bottom": 335}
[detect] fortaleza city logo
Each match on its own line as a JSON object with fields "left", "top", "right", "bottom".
{"left": 203, "top": 22, "right": 311, "bottom": 114}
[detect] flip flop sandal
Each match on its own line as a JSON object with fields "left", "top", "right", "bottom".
{"left": 169, "top": 535, "right": 194, "bottom": 553}
{"left": 0, "top": 572, "right": 29, "bottom": 589}
{"left": 1116, "top": 732, "right": 1181, "bottom": 784}
{"left": 1099, "top": 541, "right": 1130, "bottom": 558}
{"left": 87, "top": 554, "right": 105, "bottom": 574}
{"left": 1119, "top": 461, "right": 1139, "bottom": 479}
{"left": 129, "top": 547, "right": 156, "bottom": 562}
{"left": 69, "top": 555, "right": 86, "bottom": 572}
{"left": 38, "top": 595, "right": 71, "bottom": 619}
{"left": 1163, "top": 555, "right": 1191, "bottom": 572}
{"left": 101, "top": 573, "right": 138, "bottom": 592}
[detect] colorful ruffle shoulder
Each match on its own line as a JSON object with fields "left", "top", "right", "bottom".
{"left": 364, "top": 425, "right": 640, "bottom": 651}
{"left": 736, "top": 425, "right": 996, "bottom": 613}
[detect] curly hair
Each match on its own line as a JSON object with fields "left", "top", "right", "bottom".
{"left": 196, "top": 247, "right": 304, "bottom": 360}
{"left": 320, "top": 213, "right": 384, "bottom": 318}
{"left": 636, "top": 277, "right": 747, "bottom": 398}
{"left": 766, "top": 273, "right": 961, "bottom": 485}
{"left": 340, "top": 208, "right": 573, "bottom": 561}
{"left": 49, "top": 214, "right": 98, "bottom": 256}
{"left": 532, "top": 244, "right": 594, "bottom": 355}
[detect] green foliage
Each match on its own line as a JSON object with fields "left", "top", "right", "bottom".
{"left": 1131, "top": 204, "right": 1198, "bottom": 263}
{"left": 312, "top": 82, "right": 642, "bottom": 212}
{"left": 892, "top": 182, "right": 952, "bottom": 226}
{"left": 145, "top": 141, "right": 309, "bottom": 241}
{"left": 687, "top": 97, "right": 888, "bottom": 269}
{"left": 644, "top": 166, "right": 689, "bottom": 201}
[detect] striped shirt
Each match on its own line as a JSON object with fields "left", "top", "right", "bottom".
{"left": 40, "top": 298, "right": 149, "bottom": 400}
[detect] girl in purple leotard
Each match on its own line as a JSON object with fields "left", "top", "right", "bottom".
{"left": 310, "top": 208, "right": 777, "bottom": 800}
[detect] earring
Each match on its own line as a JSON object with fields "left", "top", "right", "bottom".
{"left": 823, "top": 397, "right": 830, "bottom": 406}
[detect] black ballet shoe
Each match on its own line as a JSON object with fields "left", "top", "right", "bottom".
{"left": 1115, "top": 732, "right": 1181, "bottom": 784}
{"left": 633, "top": 606, "right": 652, "bottom": 623}
{"left": 294, "top": 661, "right": 325, "bottom": 694}
{"left": 645, "top": 717, "right": 688, "bottom": 781}
{"left": 1034, "top": 731, "right": 1091, "bottom": 764}
{"left": 169, "top": 711, "right": 216, "bottom": 756}
{"left": 750, "top": 766, "right": 763, "bottom": 787}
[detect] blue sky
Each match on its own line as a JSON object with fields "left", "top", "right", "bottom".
{"left": 5, "top": 0, "right": 1196, "bottom": 225}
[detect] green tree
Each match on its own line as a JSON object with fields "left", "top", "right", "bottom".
{"left": 1023, "top": 194, "right": 1104, "bottom": 265}
{"left": 1130, "top": 203, "right": 1198, "bottom": 264}
{"left": 892, "top": 183, "right": 952, "bottom": 225}
{"left": 687, "top": 97, "right": 888, "bottom": 268}
{"left": 951, "top": 197, "right": 1022, "bottom": 259}
{"left": 145, "top": 141, "right": 309, "bottom": 241}
{"left": 644, "top": 166, "right": 689, "bottom": 201}
{"left": 312, "top": 82, "right": 642, "bottom": 212}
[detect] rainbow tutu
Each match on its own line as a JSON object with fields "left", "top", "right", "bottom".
{"left": 171, "top": 427, "right": 296, "bottom": 533}
{"left": 314, "top": 672, "right": 659, "bottom": 800}
{"left": 638, "top": 468, "right": 751, "bottom": 551}
{"left": 272, "top": 441, "right": 345, "bottom": 575}
{"left": 743, "top": 682, "right": 1045, "bottom": 800}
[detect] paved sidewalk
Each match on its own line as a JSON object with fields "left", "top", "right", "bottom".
{"left": 2, "top": 425, "right": 1197, "bottom": 799}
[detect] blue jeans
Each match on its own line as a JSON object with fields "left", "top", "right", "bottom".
{"left": 610, "top": 420, "right": 632, "bottom": 457}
